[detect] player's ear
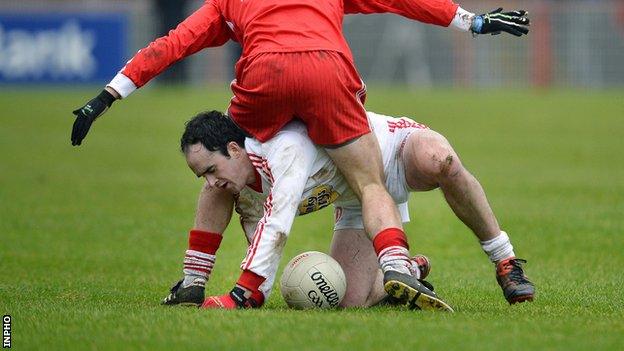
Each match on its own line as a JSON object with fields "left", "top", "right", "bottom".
{"left": 227, "top": 141, "right": 242, "bottom": 158}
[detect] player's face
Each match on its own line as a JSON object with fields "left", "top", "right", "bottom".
{"left": 185, "top": 142, "right": 253, "bottom": 194}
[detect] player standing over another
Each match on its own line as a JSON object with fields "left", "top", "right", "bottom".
{"left": 162, "top": 110, "right": 534, "bottom": 309}
{"left": 69, "top": 0, "right": 530, "bottom": 309}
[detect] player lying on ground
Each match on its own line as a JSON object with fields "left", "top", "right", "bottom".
{"left": 162, "top": 110, "right": 534, "bottom": 309}
{"left": 71, "top": 0, "right": 530, "bottom": 308}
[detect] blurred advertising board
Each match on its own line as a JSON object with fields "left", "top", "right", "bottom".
{"left": 0, "top": 13, "right": 127, "bottom": 84}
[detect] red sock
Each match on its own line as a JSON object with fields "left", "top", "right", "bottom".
{"left": 373, "top": 228, "right": 412, "bottom": 275}
{"left": 373, "top": 228, "right": 409, "bottom": 254}
{"left": 188, "top": 229, "right": 222, "bottom": 254}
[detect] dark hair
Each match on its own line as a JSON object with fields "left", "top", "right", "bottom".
{"left": 180, "top": 110, "right": 246, "bottom": 156}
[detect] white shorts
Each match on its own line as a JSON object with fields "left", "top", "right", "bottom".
{"left": 333, "top": 201, "right": 410, "bottom": 231}
{"left": 333, "top": 115, "right": 423, "bottom": 230}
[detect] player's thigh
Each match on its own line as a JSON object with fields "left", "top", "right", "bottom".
{"left": 228, "top": 53, "right": 297, "bottom": 142}
{"left": 403, "top": 129, "right": 462, "bottom": 191}
{"left": 330, "top": 228, "right": 378, "bottom": 307}
{"left": 296, "top": 51, "right": 371, "bottom": 146}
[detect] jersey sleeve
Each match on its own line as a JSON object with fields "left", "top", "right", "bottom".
{"left": 343, "top": 0, "right": 459, "bottom": 27}
{"left": 108, "top": 0, "right": 231, "bottom": 98}
{"left": 239, "top": 131, "right": 317, "bottom": 288}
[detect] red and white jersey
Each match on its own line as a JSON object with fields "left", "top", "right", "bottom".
{"left": 107, "top": 0, "right": 459, "bottom": 97}
{"left": 236, "top": 111, "right": 430, "bottom": 298}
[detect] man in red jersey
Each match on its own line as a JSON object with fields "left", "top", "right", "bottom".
{"left": 70, "top": 1, "right": 529, "bottom": 309}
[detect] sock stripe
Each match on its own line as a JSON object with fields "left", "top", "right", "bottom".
{"left": 377, "top": 246, "right": 408, "bottom": 258}
{"left": 184, "top": 262, "right": 214, "bottom": 270}
{"left": 184, "top": 267, "right": 211, "bottom": 274}
{"left": 377, "top": 244, "right": 412, "bottom": 275}
{"left": 185, "top": 254, "right": 215, "bottom": 264}
{"left": 182, "top": 248, "right": 217, "bottom": 284}
{"left": 185, "top": 250, "right": 216, "bottom": 260}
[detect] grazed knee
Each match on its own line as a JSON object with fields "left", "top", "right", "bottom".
{"left": 438, "top": 153, "right": 459, "bottom": 177}
{"left": 425, "top": 133, "right": 462, "bottom": 181}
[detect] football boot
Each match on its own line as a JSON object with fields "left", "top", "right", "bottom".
{"left": 410, "top": 254, "right": 431, "bottom": 279}
{"left": 496, "top": 257, "right": 535, "bottom": 304}
{"left": 161, "top": 279, "right": 205, "bottom": 306}
{"left": 383, "top": 270, "right": 454, "bottom": 312}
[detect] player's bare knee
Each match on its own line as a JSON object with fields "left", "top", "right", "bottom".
{"left": 438, "top": 153, "right": 458, "bottom": 177}
{"left": 425, "top": 132, "right": 462, "bottom": 181}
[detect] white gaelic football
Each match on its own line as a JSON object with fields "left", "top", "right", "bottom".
{"left": 280, "top": 251, "right": 347, "bottom": 309}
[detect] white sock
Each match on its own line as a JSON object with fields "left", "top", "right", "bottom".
{"left": 480, "top": 231, "right": 515, "bottom": 263}
{"left": 378, "top": 246, "right": 414, "bottom": 276}
{"left": 182, "top": 249, "right": 215, "bottom": 287}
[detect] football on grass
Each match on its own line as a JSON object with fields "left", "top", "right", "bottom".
{"left": 280, "top": 251, "right": 347, "bottom": 309}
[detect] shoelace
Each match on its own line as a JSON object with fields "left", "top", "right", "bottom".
{"left": 162, "top": 280, "right": 184, "bottom": 303}
{"left": 506, "top": 259, "right": 531, "bottom": 284}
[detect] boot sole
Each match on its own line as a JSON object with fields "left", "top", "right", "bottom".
{"left": 384, "top": 280, "right": 454, "bottom": 312}
{"left": 508, "top": 294, "right": 534, "bottom": 304}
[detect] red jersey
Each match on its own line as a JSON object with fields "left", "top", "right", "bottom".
{"left": 116, "top": 0, "right": 458, "bottom": 92}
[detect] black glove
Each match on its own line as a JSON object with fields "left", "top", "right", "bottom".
{"left": 71, "top": 90, "right": 116, "bottom": 146}
{"left": 471, "top": 8, "right": 530, "bottom": 37}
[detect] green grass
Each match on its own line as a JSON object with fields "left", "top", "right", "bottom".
{"left": 1, "top": 87, "right": 623, "bottom": 350}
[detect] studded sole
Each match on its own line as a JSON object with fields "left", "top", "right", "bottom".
{"left": 384, "top": 281, "right": 454, "bottom": 312}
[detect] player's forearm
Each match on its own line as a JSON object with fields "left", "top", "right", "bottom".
{"left": 343, "top": 0, "right": 509, "bottom": 34}
{"left": 344, "top": 0, "right": 459, "bottom": 27}
{"left": 240, "top": 198, "right": 298, "bottom": 279}
{"left": 237, "top": 179, "right": 308, "bottom": 302}
{"left": 108, "top": 2, "right": 231, "bottom": 98}
{"left": 235, "top": 135, "right": 318, "bottom": 306}
{"left": 449, "top": 6, "right": 476, "bottom": 32}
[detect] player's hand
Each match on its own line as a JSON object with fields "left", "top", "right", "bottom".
{"left": 471, "top": 8, "right": 530, "bottom": 37}
{"left": 71, "top": 89, "right": 116, "bottom": 146}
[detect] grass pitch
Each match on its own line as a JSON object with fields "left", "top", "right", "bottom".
{"left": 1, "top": 87, "right": 623, "bottom": 350}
